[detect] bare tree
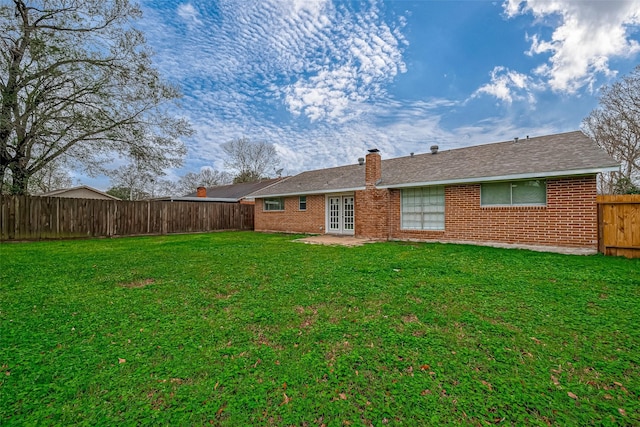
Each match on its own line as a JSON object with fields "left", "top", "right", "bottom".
{"left": 583, "top": 65, "right": 640, "bottom": 194}
{"left": 107, "top": 163, "right": 156, "bottom": 200}
{"left": 175, "top": 168, "right": 232, "bottom": 195}
{"left": 0, "top": 154, "right": 71, "bottom": 193}
{"left": 221, "top": 137, "right": 280, "bottom": 183}
{"left": 0, "top": 0, "right": 191, "bottom": 195}
{"left": 27, "top": 158, "right": 72, "bottom": 193}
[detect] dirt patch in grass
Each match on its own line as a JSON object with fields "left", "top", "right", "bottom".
{"left": 215, "top": 291, "right": 238, "bottom": 299}
{"left": 119, "top": 278, "right": 155, "bottom": 288}
{"left": 402, "top": 314, "right": 420, "bottom": 323}
{"left": 295, "top": 305, "right": 320, "bottom": 329}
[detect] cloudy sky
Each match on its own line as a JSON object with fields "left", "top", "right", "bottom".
{"left": 86, "top": 0, "right": 640, "bottom": 188}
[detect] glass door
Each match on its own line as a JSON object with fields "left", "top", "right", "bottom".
{"left": 327, "top": 195, "right": 354, "bottom": 235}
{"left": 343, "top": 196, "right": 354, "bottom": 233}
{"left": 328, "top": 197, "right": 341, "bottom": 233}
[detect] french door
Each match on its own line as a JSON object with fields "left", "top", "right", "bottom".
{"left": 327, "top": 195, "right": 354, "bottom": 235}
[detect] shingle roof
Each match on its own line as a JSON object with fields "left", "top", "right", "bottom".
{"left": 183, "top": 178, "right": 283, "bottom": 200}
{"left": 249, "top": 164, "right": 366, "bottom": 198}
{"left": 41, "top": 185, "right": 121, "bottom": 200}
{"left": 249, "top": 131, "right": 619, "bottom": 197}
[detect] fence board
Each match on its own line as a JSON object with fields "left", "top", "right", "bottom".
{"left": 0, "top": 196, "right": 254, "bottom": 241}
{"left": 597, "top": 195, "right": 640, "bottom": 258}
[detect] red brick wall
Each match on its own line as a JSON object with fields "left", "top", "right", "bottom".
{"left": 255, "top": 176, "right": 598, "bottom": 249}
{"left": 365, "top": 151, "right": 381, "bottom": 185}
{"left": 354, "top": 188, "right": 389, "bottom": 239}
{"left": 354, "top": 150, "right": 389, "bottom": 239}
{"left": 388, "top": 176, "right": 598, "bottom": 248}
{"left": 254, "top": 195, "right": 325, "bottom": 233}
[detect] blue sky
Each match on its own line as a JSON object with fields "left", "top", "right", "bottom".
{"left": 86, "top": 0, "right": 640, "bottom": 188}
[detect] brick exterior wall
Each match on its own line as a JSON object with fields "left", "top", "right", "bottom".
{"left": 254, "top": 194, "right": 325, "bottom": 233}
{"left": 365, "top": 151, "right": 381, "bottom": 185}
{"left": 354, "top": 150, "right": 389, "bottom": 239}
{"left": 254, "top": 164, "right": 598, "bottom": 249}
{"left": 387, "top": 176, "right": 598, "bottom": 249}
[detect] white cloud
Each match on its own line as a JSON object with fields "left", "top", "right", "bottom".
{"left": 473, "top": 66, "right": 538, "bottom": 104}
{"left": 503, "top": 0, "right": 640, "bottom": 92}
{"left": 142, "top": 0, "right": 406, "bottom": 124}
{"left": 176, "top": 3, "right": 202, "bottom": 26}
{"left": 271, "top": 0, "right": 407, "bottom": 122}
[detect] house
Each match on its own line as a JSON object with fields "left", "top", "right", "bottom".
{"left": 249, "top": 131, "right": 619, "bottom": 251}
{"left": 40, "top": 185, "right": 121, "bottom": 200}
{"left": 160, "top": 178, "right": 283, "bottom": 204}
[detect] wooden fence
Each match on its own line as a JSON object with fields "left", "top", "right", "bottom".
{"left": 0, "top": 195, "right": 254, "bottom": 241}
{"left": 597, "top": 195, "right": 640, "bottom": 259}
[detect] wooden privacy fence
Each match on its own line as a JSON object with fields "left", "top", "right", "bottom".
{"left": 0, "top": 195, "right": 254, "bottom": 241}
{"left": 597, "top": 195, "right": 640, "bottom": 259}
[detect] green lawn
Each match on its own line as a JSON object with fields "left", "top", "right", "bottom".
{"left": 1, "top": 232, "right": 638, "bottom": 426}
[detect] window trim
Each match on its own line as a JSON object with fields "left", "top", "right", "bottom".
{"left": 400, "top": 186, "right": 445, "bottom": 231}
{"left": 299, "top": 196, "right": 307, "bottom": 211}
{"left": 480, "top": 179, "right": 547, "bottom": 207}
{"left": 263, "top": 197, "right": 285, "bottom": 211}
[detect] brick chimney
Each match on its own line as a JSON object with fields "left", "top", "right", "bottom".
{"left": 365, "top": 149, "right": 381, "bottom": 187}
{"left": 196, "top": 186, "right": 206, "bottom": 197}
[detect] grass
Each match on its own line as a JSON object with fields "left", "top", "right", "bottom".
{"left": 0, "top": 231, "right": 638, "bottom": 426}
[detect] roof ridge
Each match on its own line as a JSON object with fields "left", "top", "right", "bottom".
{"left": 385, "top": 130, "right": 585, "bottom": 161}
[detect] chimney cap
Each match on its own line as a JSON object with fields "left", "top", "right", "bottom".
{"left": 367, "top": 148, "right": 380, "bottom": 153}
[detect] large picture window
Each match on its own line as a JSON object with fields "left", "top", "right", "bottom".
{"left": 263, "top": 198, "right": 284, "bottom": 211}
{"left": 481, "top": 180, "right": 546, "bottom": 206}
{"left": 401, "top": 186, "right": 445, "bottom": 230}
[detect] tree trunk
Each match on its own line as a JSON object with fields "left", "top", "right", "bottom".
{"left": 8, "top": 163, "right": 29, "bottom": 195}
{"left": 0, "top": 165, "right": 6, "bottom": 194}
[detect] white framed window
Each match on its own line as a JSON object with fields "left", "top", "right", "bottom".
{"left": 401, "top": 186, "right": 445, "bottom": 230}
{"left": 263, "top": 198, "right": 284, "bottom": 211}
{"left": 481, "top": 180, "right": 546, "bottom": 206}
{"left": 299, "top": 196, "right": 307, "bottom": 211}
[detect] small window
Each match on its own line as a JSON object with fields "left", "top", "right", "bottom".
{"left": 263, "top": 198, "right": 284, "bottom": 211}
{"left": 299, "top": 196, "right": 307, "bottom": 211}
{"left": 481, "top": 180, "right": 546, "bottom": 206}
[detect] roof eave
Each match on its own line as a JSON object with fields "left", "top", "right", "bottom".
{"left": 167, "top": 197, "right": 240, "bottom": 202}
{"left": 252, "top": 186, "right": 366, "bottom": 198}
{"left": 377, "top": 166, "right": 620, "bottom": 189}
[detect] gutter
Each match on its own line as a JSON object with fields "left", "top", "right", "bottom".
{"left": 250, "top": 186, "right": 366, "bottom": 198}
{"left": 377, "top": 166, "right": 620, "bottom": 189}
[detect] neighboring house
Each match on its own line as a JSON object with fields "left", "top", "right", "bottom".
{"left": 40, "top": 185, "right": 121, "bottom": 200}
{"left": 160, "top": 178, "right": 283, "bottom": 204}
{"left": 249, "top": 131, "right": 619, "bottom": 250}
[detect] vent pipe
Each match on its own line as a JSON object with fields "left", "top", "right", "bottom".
{"left": 358, "top": 157, "right": 365, "bottom": 165}
{"left": 430, "top": 145, "right": 439, "bottom": 154}
{"left": 514, "top": 137, "right": 519, "bottom": 143}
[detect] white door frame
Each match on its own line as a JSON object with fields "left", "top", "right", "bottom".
{"left": 325, "top": 193, "right": 355, "bottom": 235}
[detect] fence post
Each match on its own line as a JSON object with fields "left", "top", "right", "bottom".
{"left": 161, "top": 202, "right": 168, "bottom": 235}
{"left": 9, "top": 196, "right": 17, "bottom": 240}
{"left": 597, "top": 201, "right": 603, "bottom": 254}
